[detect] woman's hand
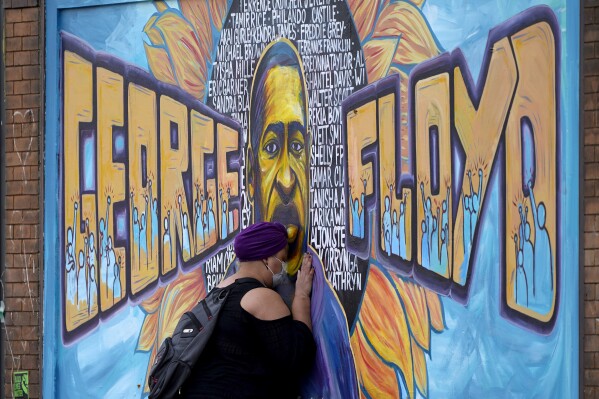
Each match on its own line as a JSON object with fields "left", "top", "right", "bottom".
{"left": 295, "top": 253, "right": 314, "bottom": 299}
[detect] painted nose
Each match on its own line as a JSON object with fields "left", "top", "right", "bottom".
{"left": 275, "top": 158, "right": 297, "bottom": 204}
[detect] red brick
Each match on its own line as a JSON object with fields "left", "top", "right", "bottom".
{"left": 586, "top": 301, "right": 599, "bottom": 318}
{"left": 5, "top": 66, "right": 22, "bottom": 81}
{"left": 10, "top": 166, "right": 28, "bottom": 182}
{"left": 21, "top": 122, "right": 39, "bottom": 137}
{"left": 586, "top": 93, "right": 599, "bottom": 111}
{"left": 20, "top": 297, "right": 40, "bottom": 313}
{"left": 586, "top": 352, "right": 595, "bottom": 370}
{"left": 3, "top": 267, "right": 24, "bottom": 283}
{"left": 4, "top": 22, "right": 14, "bottom": 39}
{"left": 13, "top": 51, "right": 29, "bottom": 66}
{"left": 13, "top": 137, "right": 37, "bottom": 152}
{"left": 586, "top": 59, "right": 599, "bottom": 76}
{"left": 22, "top": 35, "right": 38, "bottom": 51}
{"left": 587, "top": 76, "right": 599, "bottom": 93}
{"left": 587, "top": 180, "right": 597, "bottom": 198}
{"left": 588, "top": 198, "right": 599, "bottom": 215}
{"left": 22, "top": 66, "right": 38, "bottom": 80}
{"left": 22, "top": 94, "right": 40, "bottom": 108}
{"left": 587, "top": 8, "right": 596, "bottom": 25}
{"left": 5, "top": 9, "right": 22, "bottom": 23}
{"left": 11, "top": 340, "right": 34, "bottom": 355}
{"left": 587, "top": 216, "right": 599, "bottom": 232}
{"left": 585, "top": 232, "right": 599, "bottom": 249}
{"left": 5, "top": 95, "right": 23, "bottom": 110}
{"left": 29, "top": 79, "right": 40, "bottom": 94}
{"left": 587, "top": 266, "right": 599, "bottom": 282}
{"left": 28, "top": 384, "right": 40, "bottom": 399}
{"left": 23, "top": 239, "right": 39, "bottom": 254}
{"left": 6, "top": 37, "right": 22, "bottom": 52}
{"left": 13, "top": 22, "right": 33, "bottom": 37}
{"left": 13, "top": 80, "right": 30, "bottom": 95}
{"left": 20, "top": 354, "right": 38, "bottom": 369}
{"left": 27, "top": 370, "right": 39, "bottom": 385}
{"left": 588, "top": 250, "right": 597, "bottom": 267}
{"left": 6, "top": 123, "right": 22, "bottom": 138}
{"left": 586, "top": 128, "right": 599, "bottom": 145}
{"left": 586, "top": 331, "right": 599, "bottom": 350}
{"left": 4, "top": 298, "right": 23, "bottom": 313}
{"left": 21, "top": 7, "right": 37, "bottom": 22}
{"left": 22, "top": 210, "right": 39, "bottom": 224}
{"left": 587, "top": 110, "right": 599, "bottom": 128}
{"left": 20, "top": 328, "right": 39, "bottom": 342}
{"left": 5, "top": 81, "right": 14, "bottom": 96}
{"left": 587, "top": 282, "right": 596, "bottom": 299}
{"left": 5, "top": 210, "right": 23, "bottom": 225}
{"left": 586, "top": 24, "right": 599, "bottom": 43}
{"left": 588, "top": 317, "right": 596, "bottom": 335}
{"left": 13, "top": 196, "right": 36, "bottom": 210}
{"left": 4, "top": 52, "right": 14, "bottom": 67}
{"left": 5, "top": 197, "right": 14, "bottom": 211}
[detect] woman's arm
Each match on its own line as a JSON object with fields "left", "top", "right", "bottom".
{"left": 292, "top": 253, "right": 315, "bottom": 331}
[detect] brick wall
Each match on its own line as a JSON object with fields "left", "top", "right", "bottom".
{"left": 3, "top": 0, "right": 42, "bottom": 398}
{"left": 585, "top": 1, "right": 599, "bottom": 397}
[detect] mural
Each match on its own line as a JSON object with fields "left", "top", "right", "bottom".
{"left": 44, "top": 0, "right": 580, "bottom": 398}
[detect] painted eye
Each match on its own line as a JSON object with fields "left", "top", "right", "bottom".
{"left": 264, "top": 141, "right": 279, "bottom": 155}
{"left": 290, "top": 141, "right": 304, "bottom": 154}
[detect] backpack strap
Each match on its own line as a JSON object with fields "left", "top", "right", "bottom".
{"left": 184, "top": 311, "right": 204, "bottom": 332}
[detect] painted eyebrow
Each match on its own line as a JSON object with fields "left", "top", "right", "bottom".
{"left": 262, "top": 122, "right": 284, "bottom": 144}
{"left": 288, "top": 121, "right": 306, "bottom": 138}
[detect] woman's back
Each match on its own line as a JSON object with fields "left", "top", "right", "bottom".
{"left": 181, "top": 277, "right": 315, "bottom": 399}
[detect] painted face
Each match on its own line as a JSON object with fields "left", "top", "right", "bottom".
{"left": 251, "top": 66, "right": 308, "bottom": 276}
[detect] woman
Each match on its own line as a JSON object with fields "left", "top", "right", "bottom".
{"left": 181, "top": 222, "right": 316, "bottom": 398}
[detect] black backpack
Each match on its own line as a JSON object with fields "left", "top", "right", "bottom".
{"left": 148, "top": 285, "right": 231, "bottom": 398}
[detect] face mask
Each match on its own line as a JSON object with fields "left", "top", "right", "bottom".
{"left": 266, "top": 257, "right": 287, "bottom": 288}
{"left": 273, "top": 257, "right": 288, "bottom": 273}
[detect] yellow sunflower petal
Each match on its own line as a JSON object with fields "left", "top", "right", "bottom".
{"left": 143, "top": 15, "right": 165, "bottom": 46}
{"left": 372, "top": 2, "right": 440, "bottom": 65}
{"left": 180, "top": 1, "right": 212, "bottom": 59}
{"left": 358, "top": 265, "right": 414, "bottom": 399}
{"left": 425, "top": 288, "right": 446, "bottom": 332}
{"left": 351, "top": 320, "right": 400, "bottom": 399}
{"left": 209, "top": 0, "right": 229, "bottom": 31}
{"left": 150, "top": 10, "right": 207, "bottom": 100}
{"left": 137, "top": 313, "right": 159, "bottom": 352}
{"left": 144, "top": 43, "right": 178, "bottom": 86}
{"left": 154, "top": 1, "right": 169, "bottom": 13}
{"left": 392, "top": 275, "right": 431, "bottom": 351}
{"left": 139, "top": 285, "right": 166, "bottom": 314}
{"left": 346, "top": 0, "right": 385, "bottom": 42}
{"left": 410, "top": 0, "right": 426, "bottom": 7}
{"left": 157, "top": 268, "right": 206, "bottom": 343}
{"left": 412, "top": 336, "right": 428, "bottom": 398}
{"left": 363, "top": 38, "right": 399, "bottom": 83}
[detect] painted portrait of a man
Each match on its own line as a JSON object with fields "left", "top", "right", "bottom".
{"left": 246, "top": 39, "right": 309, "bottom": 277}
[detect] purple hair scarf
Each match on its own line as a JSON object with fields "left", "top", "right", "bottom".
{"left": 234, "top": 222, "right": 288, "bottom": 261}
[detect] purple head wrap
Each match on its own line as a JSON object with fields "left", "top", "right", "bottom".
{"left": 234, "top": 222, "right": 288, "bottom": 261}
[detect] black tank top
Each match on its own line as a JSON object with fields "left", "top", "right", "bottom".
{"left": 181, "top": 278, "right": 315, "bottom": 399}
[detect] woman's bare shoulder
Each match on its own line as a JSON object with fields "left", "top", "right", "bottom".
{"left": 240, "top": 288, "right": 290, "bottom": 320}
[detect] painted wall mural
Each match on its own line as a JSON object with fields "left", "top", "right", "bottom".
{"left": 44, "top": 0, "right": 580, "bottom": 398}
